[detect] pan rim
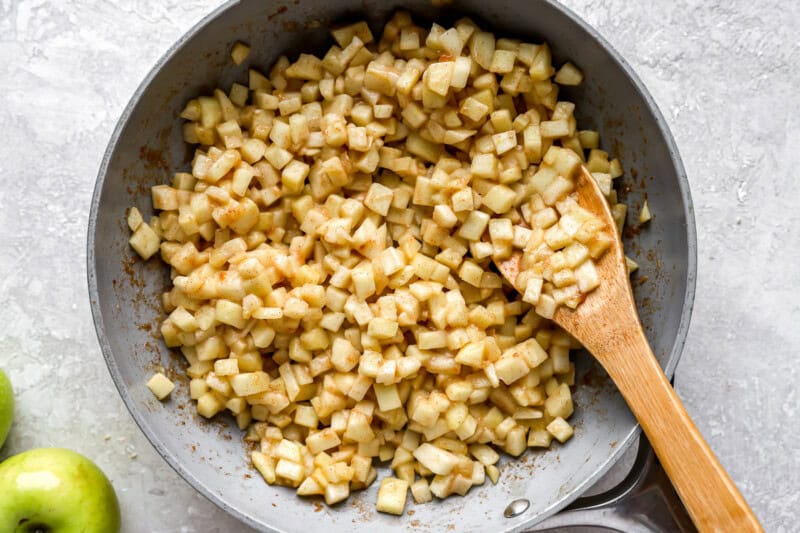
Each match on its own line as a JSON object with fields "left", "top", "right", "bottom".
{"left": 87, "top": 1, "right": 697, "bottom": 530}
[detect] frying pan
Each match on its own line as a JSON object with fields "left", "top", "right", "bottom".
{"left": 87, "top": 1, "right": 697, "bottom": 531}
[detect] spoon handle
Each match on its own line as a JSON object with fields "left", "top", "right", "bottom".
{"left": 601, "top": 328, "right": 763, "bottom": 532}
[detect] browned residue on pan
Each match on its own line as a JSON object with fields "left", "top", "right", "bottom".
{"left": 349, "top": 495, "right": 374, "bottom": 523}
{"left": 268, "top": 5, "right": 287, "bottom": 21}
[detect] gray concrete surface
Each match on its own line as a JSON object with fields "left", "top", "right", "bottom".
{"left": 0, "top": 1, "right": 798, "bottom": 531}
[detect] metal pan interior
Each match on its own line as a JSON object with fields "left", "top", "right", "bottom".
{"left": 88, "top": 1, "right": 696, "bottom": 531}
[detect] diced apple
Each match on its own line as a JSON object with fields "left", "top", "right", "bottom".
{"left": 146, "top": 372, "right": 175, "bottom": 400}
{"left": 376, "top": 477, "right": 409, "bottom": 515}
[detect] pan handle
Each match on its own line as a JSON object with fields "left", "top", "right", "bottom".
{"left": 528, "top": 436, "right": 696, "bottom": 533}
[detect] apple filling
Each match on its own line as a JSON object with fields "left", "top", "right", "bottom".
{"left": 130, "top": 12, "right": 636, "bottom": 514}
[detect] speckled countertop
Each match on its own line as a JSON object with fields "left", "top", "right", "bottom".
{"left": 0, "top": 1, "right": 798, "bottom": 531}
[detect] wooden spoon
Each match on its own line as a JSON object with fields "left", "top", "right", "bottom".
{"left": 495, "top": 166, "right": 763, "bottom": 532}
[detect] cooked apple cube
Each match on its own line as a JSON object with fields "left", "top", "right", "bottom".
{"left": 377, "top": 477, "right": 409, "bottom": 515}
{"left": 306, "top": 428, "right": 342, "bottom": 455}
{"left": 433, "top": 205, "right": 458, "bottom": 229}
{"left": 522, "top": 277, "right": 543, "bottom": 305}
{"left": 146, "top": 372, "right": 175, "bottom": 400}
{"left": 344, "top": 410, "right": 375, "bottom": 443}
{"left": 413, "top": 443, "right": 458, "bottom": 475}
{"left": 425, "top": 61, "right": 454, "bottom": 96}
{"left": 536, "top": 117, "right": 566, "bottom": 138}
{"left": 460, "top": 96, "right": 490, "bottom": 122}
{"left": 503, "top": 338, "right": 548, "bottom": 369}
{"left": 410, "top": 478, "right": 433, "bottom": 504}
{"left": 251, "top": 451, "right": 276, "bottom": 484}
{"left": 449, "top": 55, "right": 472, "bottom": 89}
{"left": 281, "top": 160, "right": 310, "bottom": 194}
{"left": 482, "top": 185, "right": 517, "bottom": 214}
{"left": 216, "top": 120, "right": 243, "bottom": 149}
{"left": 275, "top": 458, "right": 304, "bottom": 484}
{"left": 368, "top": 317, "right": 399, "bottom": 340}
{"left": 231, "top": 166, "right": 255, "bottom": 197}
{"left": 322, "top": 482, "right": 349, "bottom": 505}
{"left": 286, "top": 54, "right": 323, "bottom": 81}
{"left": 554, "top": 62, "right": 583, "bottom": 85}
{"left": 625, "top": 255, "right": 640, "bottom": 274}
{"left": 450, "top": 188, "right": 474, "bottom": 212}
{"left": 364, "top": 182, "right": 394, "bottom": 216}
{"left": 471, "top": 153, "right": 497, "bottom": 179}
{"left": 129, "top": 222, "right": 160, "bottom": 260}
{"left": 492, "top": 130, "right": 517, "bottom": 155}
{"left": 169, "top": 306, "right": 198, "bottom": 333}
{"left": 230, "top": 371, "right": 271, "bottom": 396}
{"left": 372, "top": 383, "right": 400, "bottom": 412}
{"left": 454, "top": 341, "right": 484, "bottom": 368}
{"left": 213, "top": 358, "right": 239, "bottom": 376}
{"left": 484, "top": 464, "right": 500, "bottom": 485}
{"left": 196, "top": 392, "right": 224, "bottom": 418}
{"left": 151, "top": 185, "right": 178, "bottom": 211}
{"left": 575, "top": 260, "right": 600, "bottom": 293}
{"left": 546, "top": 416, "right": 574, "bottom": 443}
{"left": 126, "top": 207, "right": 144, "bottom": 232}
{"left": 418, "top": 330, "right": 447, "bottom": 350}
{"left": 458, "top": 260, "right": 484, "bottom": 287}
{"left": 209, "top": 151, "right": 242, "bottom": 184}
{"left": 231, "top": 41, "right": 250, "bottom": 65}
{"left": 468, "top": 443, "right": 500, "bottom": 466}
{"left": 188, "top": 378, "right": 208, "bottom": 400}
{"left": 216, "top": 299, "right": 245, "bottom": 328}
{"left": 296, "top": 476, "right": 324, "bottom": 496}
{"left": 524, "top": 428, "right": 550, "bottom": 449}
{"left": 545, "top": 383, "right": 574, "bottom": 419}
{"left": 639, "top": 200, "right": 651, "bottom": 223}
{"left": 504, "top": 426, "right": 527, "bottom": 456}
{"left": 332, "top": 21, "right": 373, "bottom": 47}
{"left": 457, "top": 210, "right": 490, "bottom": 240}
{"left": 592, "top": 172, "right": 613, "bottom": 197}
{"left": 489, "top": 49, "right": 515, "bottom": 74}
{"left": 494, "top": 356, "right": 529, "bottom": 385}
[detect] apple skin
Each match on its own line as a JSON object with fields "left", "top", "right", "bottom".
{"left": 0, "top": 448, "right": 121, "bottom": 533}
{"left": 0, "top": 368, "right": 12, "bottom": 449}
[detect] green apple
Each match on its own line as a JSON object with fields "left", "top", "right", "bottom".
{"left": 0, "top": 448, "right": 121, "bottom": 533}
{"left": 0, "top": 368, "right": 12, "bottom": 449}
